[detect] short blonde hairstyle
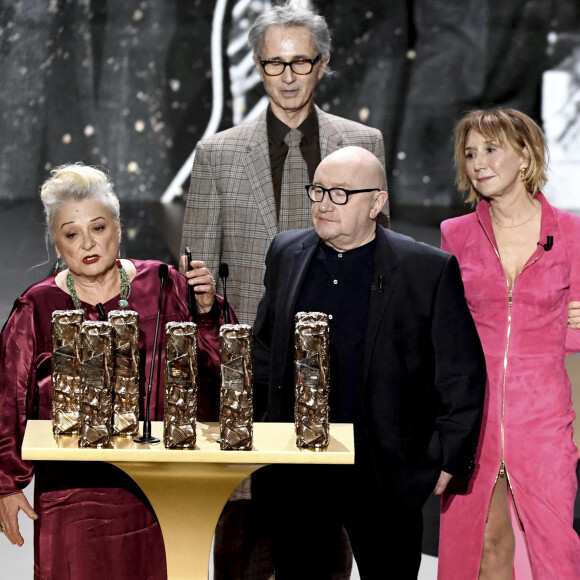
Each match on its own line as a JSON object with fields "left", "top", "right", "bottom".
{"left": 40, "top": 163, "right": 120, "bottom": 241}
{"left": 454, "top": 108, "right": 549, "bottom": 206}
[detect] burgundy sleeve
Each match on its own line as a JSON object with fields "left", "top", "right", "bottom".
{"left": 194, "top": 295, "right": 238, "bottom": 421}
{"left": 0, "top": 298, "right": 38, "bottom": 498}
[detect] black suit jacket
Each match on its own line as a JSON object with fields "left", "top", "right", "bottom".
{"left": 253, "top": 226, "right": 486, "bottom": 509}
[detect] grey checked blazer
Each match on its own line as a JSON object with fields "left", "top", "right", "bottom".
{"left": 181, "top": 105, "right": 387, "bottom": 325}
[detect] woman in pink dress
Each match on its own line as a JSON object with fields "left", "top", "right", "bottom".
{"left": 438, "top": 108, "right": 580, "bottom": 579}
{"left": 0, "top": 164, "right": 236, "bottom": 579}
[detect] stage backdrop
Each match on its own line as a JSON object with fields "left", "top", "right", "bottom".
{"left": 1, "top": 0, "right": 579, "bottom": 210}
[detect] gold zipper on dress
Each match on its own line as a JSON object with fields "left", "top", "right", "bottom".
{"left": 478, "top": 214, "right": 544, "bottom": 488}
{"left": 499, "top": 287, "right": 513, "bottom": 480}
{"left": 499, "top": 458, "right": 506, "bottom": 477}
{"left": 499, "top": 255, "right": 542, "bottom": 533}
{"left": 477, "top": 209, "right": 546, "bottom": 542}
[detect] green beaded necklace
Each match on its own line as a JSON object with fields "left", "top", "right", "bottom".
{"left": 66, "top": 260, "right": 131, "bottom": 311}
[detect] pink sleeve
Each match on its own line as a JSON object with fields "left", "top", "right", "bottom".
{"left": 440, "top": 220, "right": 456, "bottom": 255}
{"left": 565, "top": 217, "right": 580, "bottom": 354}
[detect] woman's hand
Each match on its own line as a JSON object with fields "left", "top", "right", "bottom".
{"left": 0, "top": 492, "right": 38, "bottom": 546}
{"left": 181, "top": 257, "right": 216, "bottom": 314}
{"left": 568, "top": 301, "right": 580, "bottom": 330}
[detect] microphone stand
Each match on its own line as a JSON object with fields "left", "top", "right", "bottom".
{"left": 219, "top": 263, "right": 230, "bottom": 324}
{"left": 134, "top": 264, "right": 168, "bottom": 443}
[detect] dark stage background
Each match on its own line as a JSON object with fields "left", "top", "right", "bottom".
{"left": 1, "top": 0, "right": 580, "bottom": 210}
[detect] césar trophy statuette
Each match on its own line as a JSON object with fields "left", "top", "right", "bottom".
{"left": 219, "top": 324, "right": 253, "bottom": 450}
{"left": 294, "top": 312, "right": 330, "bottom": 448}
{"left": 51, "top": 309, "right": 84, "bottom": 434}
{"left": 163, "top": 322, "right": 199, "bottom": 449}
{"left": 78, "top": 321, "right": 114, "bottom": 447}
{"left": 108, "top": 310, "right": 140, "bottom": 436}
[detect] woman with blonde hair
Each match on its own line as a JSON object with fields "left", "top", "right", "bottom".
{"left": 439, "top": 108, "right": 580, "bottom": 579}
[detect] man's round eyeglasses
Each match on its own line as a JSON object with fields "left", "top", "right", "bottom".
{"left": 259, "top": 54, "right": 322, "bottom": 76}
{"left": 306, "top": 184, "right": 381, "bottom": 206}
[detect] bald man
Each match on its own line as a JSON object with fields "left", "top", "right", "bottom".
{"left": 252, "top": 147, "right": 486, "bottom": 579}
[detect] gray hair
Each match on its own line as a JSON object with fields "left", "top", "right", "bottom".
{"left": 40, "top": 163, "right": 120, "bottom": 242}
{"left": 248, "top": 1, "right": 332, "bottom": 76}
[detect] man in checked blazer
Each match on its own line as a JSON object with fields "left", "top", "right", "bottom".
{"left": 183, "top": 4, "right": 381, "bottom": 578}
{"left": 181, "top": 2, "right": 388, "bottom": 326}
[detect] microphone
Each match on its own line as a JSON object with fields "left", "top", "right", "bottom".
{"left": 538, "top": 235, "right": 553, "bottom": 251}
{"left": 371, "top": 275, "right": 385, "bottom": 293}
{"left": 219, "top": 263, "right": 231, "bottom": 324}
{"left": 134, "top": 263, "right": 168, "bottom": 444}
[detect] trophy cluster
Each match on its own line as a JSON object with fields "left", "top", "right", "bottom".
{"left": 51, "top": 310, "right": 140, "bottom": 447}
{"left": 51, "top": 310, "right": 330, "bottom": 450}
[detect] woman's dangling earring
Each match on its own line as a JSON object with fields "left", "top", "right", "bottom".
{"left": 520, "top": 167, "right": 526, "bottom": 180}
{"left": 55, "top": 255, "right": 66, "bottom": 272}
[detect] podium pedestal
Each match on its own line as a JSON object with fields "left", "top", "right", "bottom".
{"left": 22, "top": 420, "right": 354, "bottom": 580}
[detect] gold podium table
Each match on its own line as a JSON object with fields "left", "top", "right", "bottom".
{"left": 22, "top": 420, "right": 354, "bottom": 579}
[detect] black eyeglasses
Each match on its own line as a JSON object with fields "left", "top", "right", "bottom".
{"left": 305, "top": 184, "right": 381, "bottom": 206}
{"left": 259, "top": 54, "right": 322, "bottom": 76}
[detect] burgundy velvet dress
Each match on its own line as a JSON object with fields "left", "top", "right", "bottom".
{"left": 0, "top": 259, "right": 235, "bottom": 580}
